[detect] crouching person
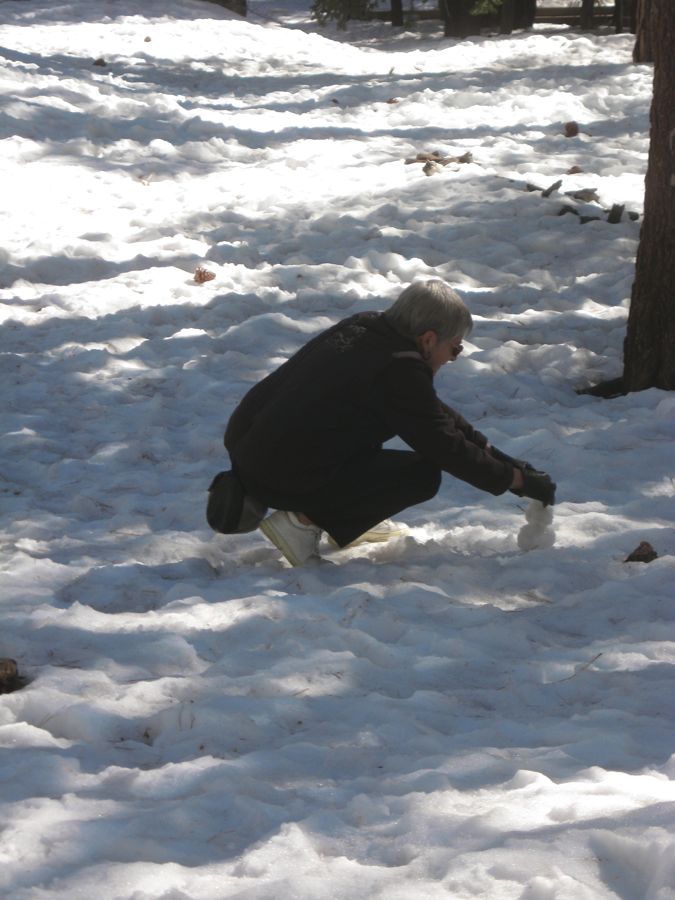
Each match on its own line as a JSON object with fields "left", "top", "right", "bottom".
{"left": 212, "top": 279, "right": 555, "bottom": 566}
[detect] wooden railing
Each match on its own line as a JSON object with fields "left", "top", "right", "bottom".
{"left": 370, "top": 1, "right": 637, "bottom": 34}
{"left": 537, "top": 3, "right": 635, "bottom": 29}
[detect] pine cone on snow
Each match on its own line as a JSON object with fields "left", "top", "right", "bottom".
{"left": 194, "top": 266, "right": 215, "bottom": 284}
{"left": 624, "top": 541, "right": 658, "bottom": 563}
{"left": 0, "top": 658, "right": 21, "bottom": 694}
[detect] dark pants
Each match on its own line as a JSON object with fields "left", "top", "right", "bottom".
{"left": 237, "top": 450, "right": 441, "bottom": 548}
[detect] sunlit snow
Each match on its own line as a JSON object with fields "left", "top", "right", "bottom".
{"left": 1, "top": 1, "right": 674, "bottom": 898}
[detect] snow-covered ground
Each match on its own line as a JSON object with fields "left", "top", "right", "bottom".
{"left": 1, "top": 1, "right": 674, "bottom": 897}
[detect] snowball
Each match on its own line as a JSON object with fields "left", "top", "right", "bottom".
{"left": 517, "top": 500, "right": 556, "bottom": 551}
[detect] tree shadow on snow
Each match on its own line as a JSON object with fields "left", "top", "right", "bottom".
{"left": 0, "top": 40, "right": 646, "bottom": 181}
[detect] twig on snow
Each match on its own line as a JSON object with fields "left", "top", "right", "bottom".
{"left": 551, "top": 652, "right": 603, "bottom": 683}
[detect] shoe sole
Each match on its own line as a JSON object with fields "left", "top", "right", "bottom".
{"left": 259, "top": 517, "right": 305, "bottom": 566}
{"left": 328, "top": 527, "right": 407, "bottom": 549}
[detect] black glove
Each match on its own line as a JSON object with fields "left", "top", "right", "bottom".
{"left": 490, "top": 446, "right": 556, "bottom": 505}
{"left": 512, "top": 468, "right": 557, "bottom": 507}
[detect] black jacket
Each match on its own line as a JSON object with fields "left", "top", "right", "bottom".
{"left": 225, "top": 312, "right": 513, "bottom": 497}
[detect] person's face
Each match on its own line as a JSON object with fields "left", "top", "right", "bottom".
{"left": 419, "top": 331, "right": 464, "bottom": 374}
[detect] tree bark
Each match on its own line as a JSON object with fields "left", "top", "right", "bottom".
{"left": 633, "top": 0, "right": 653, "bottom": 62}
{"left": 391, "top": 0, "right": 403, "bottom": 26}
{"left": 623, "top": 0, "right": 675, "bottom": 391}
{"left": 500, "top": 0, "right": 515, "bottom": 34}
{"left": 580, "top": 0, "right": 594, "bottom": 29}
{"left": 629, "top": 0, "right": 638, "bottom": 32}
{"left": 516, "top": 0, "right": 536, "bottom": 29}
{"left": 442, "top": 0, "right": 473, "bottom": 37}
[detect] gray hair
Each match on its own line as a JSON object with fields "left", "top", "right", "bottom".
{"left": 384, "top": 279, "right": 473, "bottom": 341}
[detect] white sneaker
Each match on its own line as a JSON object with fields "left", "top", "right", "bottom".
{"left": 259, "top": 511, "right": 322, "bottom": 566}
{"left": 329, "top": 519, "right": 408, "bottom": 549}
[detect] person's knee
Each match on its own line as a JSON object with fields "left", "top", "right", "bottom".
{"left": 417, "top": 461, "right": 442, "bottom": 501}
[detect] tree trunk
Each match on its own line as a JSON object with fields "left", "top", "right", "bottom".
{"left": 629, "top": 0, "right": 638, "bottom": 32}
{"left": 442, "top": 0, "right": 473, "bottom": 37}
{"left": 580, "top": 0, "right": 594, "bottom": 29}
{"left": 516, "top": 0, "right": 536, "bottom": 29}
{"left": 500, "top": 0, "right": 515, "bottom": 34}
{"left": 614, "top": 0, "right": 637, "bottom": 33}
{"left": 209, "top": 0, "right": 247, "bottom": 13}
{"left": 391, "top": 0, "right": 403, "bottom": 26}
{"left": 623, "top": 0, "right": 675, "bottom": 391}
{"left": 633, "top": 0, "right": 653, "bottom": 62}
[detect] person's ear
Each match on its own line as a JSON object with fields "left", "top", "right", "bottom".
{"left": 418, "top": 330, "right": 437, "bottom": 357}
